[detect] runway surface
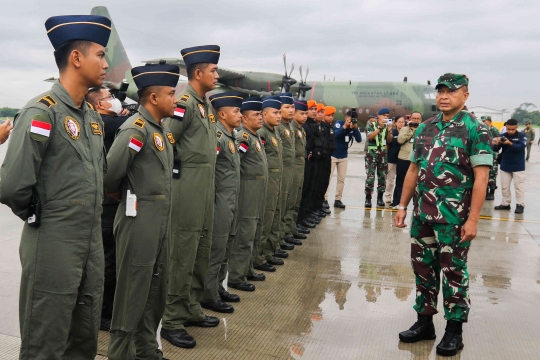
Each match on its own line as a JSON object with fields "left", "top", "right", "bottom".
{"left": 1, "top": 141, "right": 539, "bottom": 359}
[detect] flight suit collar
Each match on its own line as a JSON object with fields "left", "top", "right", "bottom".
{"left": 217, "top": 120, "right": 234, "bottom": 139}
{"left": 137, "top": 104, "right": 162, "bottom": 128}
{"left": 185, "top": 83, "right": 207, "bottom": 104}
{"left": 263, "top": 122, "right": 275, "bottom": 133}
{"left": 243, "top": 127, "right": 259, "bottom": 137}
{"left": 52, "top": 80, "right": 92, "bottom": 112}
{"left": 433, "top": 110, "right": 466, "bottom": 125}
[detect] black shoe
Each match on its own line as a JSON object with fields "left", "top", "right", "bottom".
{"left": 322, "top": 200, "right": 330, "bottom": 209}
{"left": 293, "top": 233, "right": 307, "bottom": 239}
{"left": 280, "top": 242, "right": 295, "bottom": 250}
{"left": 285, "top": 237, "right": 302, "bottom": 246}
{"left": 247, "top": 273, "right": 266, "bottom": 281}
{"left": 376, "top": 192, "right": 385, "bottom": 207}
{"left": 365, "top": 197, "right": 372, "bottom": 207}
{"left": 227, "top": 281, "right": 256, "bottom": 292}
{"left": 389, "top": 202, "right": 398, "bottom": 207}
{"left": 219, "top": 290, "right": 240, "bottom": 302}
{"left": 100, "top": 318, "right": 111, "bottom": 332}
{"left": 268, "top": 257, "right": 284, "bottom": 265}
{"left": 515, "top": 204, "right": 524, "bottom": 214}
{"left": 274, "top": 249, "right": 289, "bottom": 258}
{"left": 314, "top": 210, "right": 326, "bottom": 217}
{"left": 183, "top": 315, "right": 220, "bottom": 328}
{"left": 494, "top": 204, "right": 511, "bottom": 210}
{"left": 300, "top": 220, "right": 316, "bottom": 228}
{"left": 334, "top": 200, "right": 346, "bottom": 208}
{"left": 308, "top": 216, "right": 321, "bottom": 224}
{"left": 254, "top": 262, "right": 276, "bottom": 272}
{"left": 485, "top": 188, "right": 494, "bottom": 200}
{"left": 296, "top": 224, "right": 310, "bottom": 234}
{"left": 200, "top": 300, "right": 234, "bottom": 313}
{"left": 398, "top": 314, "right": 436, "bottom": 343}
{"left": 436, "top": 321, "right": 464, "bottom": 356}
{"left": 161, "top": 328, "right": 196, "bottom": 349}
{"left": 320, "top": 208, "right": 331, "bottom": 214}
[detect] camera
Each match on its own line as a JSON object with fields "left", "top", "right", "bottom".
{"left": 347, "top": 108, "right": 358, "bottom": 125}
{"left": 409, "top": 122, "right": 419, "bottom": 128}
{"left": 500, "top": 136, "right": 507, "bottom": 143}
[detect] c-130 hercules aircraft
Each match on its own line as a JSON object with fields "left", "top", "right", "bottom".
{"left": 87, "top": 6, "right": 439, "bottom": 125}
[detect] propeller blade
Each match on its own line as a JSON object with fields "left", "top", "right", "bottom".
{"left": 299, "top": 65, "right": 303, "bottom": 83}
{"left": 289, "top": 62, "right": 295, "bottom": 77}
{"left": 283, "top": 53, "right": 287, "bottom": 77}
{"left": 305, "top": 67, "right": 309, "bottom": 82}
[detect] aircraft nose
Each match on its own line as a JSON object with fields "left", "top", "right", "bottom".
{"left": 288, "top": 78, "right": 297, "bottom": 86}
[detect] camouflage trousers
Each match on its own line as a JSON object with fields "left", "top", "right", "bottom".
{"left": 488, "top": 157, "right": 498, "bottom": 191}
{"left": 410, "top": 218, "right": 470, "bottom": 322}
{"left": 364, "top": 148, "right": 388, "bottom": 195}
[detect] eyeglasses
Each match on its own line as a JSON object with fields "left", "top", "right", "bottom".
{"left": 98, "top": 94, "right": 115, "bottom": 101}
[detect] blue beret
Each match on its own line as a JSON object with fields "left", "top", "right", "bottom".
{"left": 261, "top": 96, "right": 282, "bottom": 110}
{"left": 131, "top": 64, "right": 180, "bottom": 90}
{"left": 181, "top": 45, "right": 220, "bottom": 67}
{"left": 209, "top": 91, "right": 243, "bottom": 110}
{"left": 45, "top": 15, "right": 111, "bottom": 50}
{"left": 377, "top": 107, "right": 391, "bottom": 115}
{"left": 279, "top": 92, "right": 294, "bottom": 105}
{"left": 294, "top": 99, "right": 308, "bottom": 111}
{"left": 241, "top": 96, "right": 262, "bottom": 112}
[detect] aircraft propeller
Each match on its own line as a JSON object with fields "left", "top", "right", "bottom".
{"left": 297, "top": 65, "right": 312, "bottom": 100}
{"left": 281, "top": 53, "right": 297, "bottom": 93}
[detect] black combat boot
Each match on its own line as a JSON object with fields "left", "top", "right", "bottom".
{"left": 322, "top": 200, "right": 330, "bottom": 209}
{"left": 376, "top": 192, "right": 385, "bottom": 207}
{"left": 436, "top": 320, "right": 464, "bottom": 356}
{"left": 365, "top": 195, "right": 372, "bottom": 207}
{"left": 398, "top": 314, "right": 436, "bottom": 343}
{"left": 485, "top": 188, "right": 494, "bottom": 200}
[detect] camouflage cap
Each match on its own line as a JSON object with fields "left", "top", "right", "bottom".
{"left": 480, "top": 115, "right": 492, "bottom": 121}
{"left": 435, "top": 73, "right": 469, "bottom": 90}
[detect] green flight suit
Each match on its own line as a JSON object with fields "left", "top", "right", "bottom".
{"left": 228, "top": 128, "right": 268, "bottom": 283}
{"left": 162, "top": 84, "right": 217, "bottom": 330}
{"left": 0, "top": 81, "right": 105, "bottom": 360}
{"left": 255, "top": 123, "right": 283, "bottom": 265}
{"left": 104, "top": 106, "right": 174, "bottom": 360}
{"left": 278, "top": 121, "right": 295, "bottom": 241}
{"left": 285, "top": 121, "right": 306, "bottom": 236}
{"left": 202, "top": 121, "right": 240, "bottom": 302}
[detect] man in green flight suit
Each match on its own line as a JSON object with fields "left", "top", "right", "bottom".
{"left": 0, "top": 15, "right": 111, "bottom": 359}
{"left": 523, "top": 121, "right": 535, "bottom": 161}
{"left": 277, "top": 92, "right": 301, "bottom": 256}
{"left": 395, "top": 74, "right": 493, "bottom": 357}
{"left": 200, "top": 92, "right": 243, "bottom": 312}
{"left": 254, "top": 96, "right": 285, "bottom": 272}
{"left": 481, "top": 116, "right": 500, "bottom": 200}
{"left": 104, "top": 64, "right": 178, "bottom": 359}
{"left": 161, "top": 45, "right": 220, "bottom": 349}
{"left": 228, "top": 97, "right": 268, "bottom": 289}
{"left": 365, "top": 107, "right": 394, "bottom": 207}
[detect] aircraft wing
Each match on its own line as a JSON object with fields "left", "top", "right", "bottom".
{"left": 143, "top": 58, "right": 245, "bottom": 81}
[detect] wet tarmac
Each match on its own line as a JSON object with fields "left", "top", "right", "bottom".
{"left": 1, "top": 141, "right": 540, "bottom": 359}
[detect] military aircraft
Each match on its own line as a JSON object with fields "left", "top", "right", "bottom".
{"left": 90, "top": 6, "right": 438, "bottom": 125}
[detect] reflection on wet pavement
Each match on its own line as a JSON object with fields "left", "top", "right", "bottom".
{"left": 0, "top": 143, "right": 540, "bottom": 359}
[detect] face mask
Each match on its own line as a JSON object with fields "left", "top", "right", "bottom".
{"left": 105, "top": 98, "right": 123, "bottom": 115}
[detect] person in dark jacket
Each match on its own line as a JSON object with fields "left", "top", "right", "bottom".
{"left": 324, "top": 110, "right": 361, "bottom": 208}
{"left": 384, "top": 116, "right": 405, "bottom": 205}
{"left": 493, "top": 118, "right": 526, "bottom": 214}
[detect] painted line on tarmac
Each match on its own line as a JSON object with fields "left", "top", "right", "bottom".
{"left": 345, "top": 205, "right": 540, "bottom": 224}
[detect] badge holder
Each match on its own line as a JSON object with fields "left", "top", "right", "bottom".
{"left": 126, "top": 190, "right": 137, "bottom": 217}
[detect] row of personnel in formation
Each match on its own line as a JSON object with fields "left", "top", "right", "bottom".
{"left": 0, "top": 14, "right": 355, "bottom": 359}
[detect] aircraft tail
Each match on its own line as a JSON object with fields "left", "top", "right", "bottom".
{"left": 91, "top": 6, "right": 132, "bottom": 87}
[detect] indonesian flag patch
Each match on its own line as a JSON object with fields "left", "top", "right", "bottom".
{"left": 217, "top": 147, "right": 221, "bottom": 155}
{"left": 129, "top": 137, "right": 143, "bottom": 152}
{"left": 30, "top": 119, "right": 52, "bottom": 137}
{"left": 173, "top": 105, "right": 186, "bottom": 120}
{"left": 239, "top": 142, "right": 249, "bottom": 153}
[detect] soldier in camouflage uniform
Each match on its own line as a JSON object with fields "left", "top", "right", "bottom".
{"left": 481, "top": 116, "right": 499, "bottom": 200}
{"left": 395, "top": 74, "right": 493, "bottom": 357}
{"left": 365, "top": 108, "right": 393, "bottom": 207}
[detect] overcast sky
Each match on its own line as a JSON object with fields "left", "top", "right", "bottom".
{"left": 1, "top": 0, "right": 539, "bottom": 113}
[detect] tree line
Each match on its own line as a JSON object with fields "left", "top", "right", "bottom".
{"left": 0, "top": 107, "right": 19, "bottom": 117}
{"left": 511, "top": 103, "right": 540, "bottom": 125}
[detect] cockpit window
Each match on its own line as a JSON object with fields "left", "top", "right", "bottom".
{"left": 424, "top": 89, "right": 436, "bottom": 99}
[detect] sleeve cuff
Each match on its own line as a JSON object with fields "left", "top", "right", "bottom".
{"left": 470, "top": 154, "right": 493, "bottom": 167}
{"left": 409, "top": 151, "right": 417, "bottom": 163}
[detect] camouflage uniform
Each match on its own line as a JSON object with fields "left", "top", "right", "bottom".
{"left": 487, "top": 126, "right": 500, "bottom": 191}
{"left": 409, "top": 110, "right": 493, "bottom": 322}
{"left": 365, "top": 121, "right": 388, "bottom": 195}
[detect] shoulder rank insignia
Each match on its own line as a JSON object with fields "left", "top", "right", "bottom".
{"left": 198, "top": 104, "right": 206, "bottom": 118}
{"left": 166, "top": 133, "right": 175, "bottom": 144}
{"left": 90, "top": 122, "right": 102, "bottom": 135}
{"left": 271, "top": 137, "right": 278, "bottom": 147}
{"left": 228, "top": 140, "right": 236, "bottom": 154}
{"left": 239, "top": 141, "right": 249, "bottom": 153}
{"left": 154, "top": 133, "right": 165, "bottom": 151}
{"left": 64, "top": 116, "right": 81, "bottom": 140}
{"left": 86, "top": 101, "right": 95, "bottom": 111}
{"left": 242, "top": 132, "right": 249, "bottom": 140}
{"left": 209, "top": 114, "right": 216, "bottom": 123}
{"left": 180, "top": 94, "right": 190, "bottom": 102}
{"left": 37, "top": 95, "right": 57, "bottom": 108}
{"left": 133, "top": 118, "right": 145, "bottom": 128}
{"left": 217, "top": 130, "right": 223, "bottom": 139}
{"left": 174, "top": 104, "right": 186, "bottom": 121}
